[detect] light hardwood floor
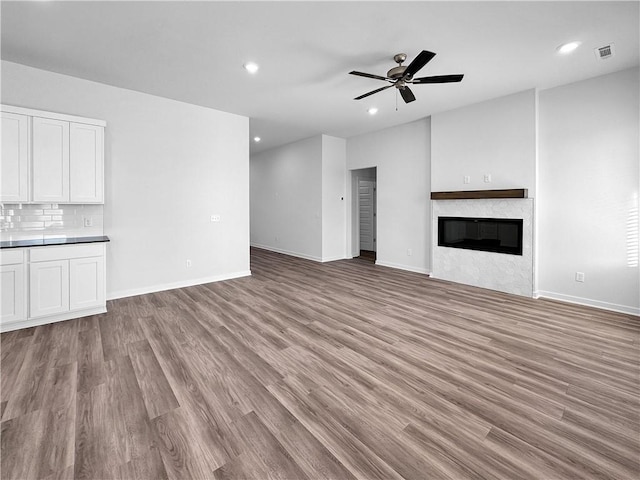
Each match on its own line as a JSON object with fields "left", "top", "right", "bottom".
{"left": 1, "top": 247, "right": 639, "bottom": 479}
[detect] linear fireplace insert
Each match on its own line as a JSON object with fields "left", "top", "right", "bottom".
{"left": 438, "top": 216, "right": 523, "bottom": 255}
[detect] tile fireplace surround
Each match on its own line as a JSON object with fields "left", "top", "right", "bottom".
{"left": 432, "top": 198, "right": 534, "bottom": 297}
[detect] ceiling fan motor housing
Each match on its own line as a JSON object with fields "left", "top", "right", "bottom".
{"left": 387, "top": 66, "right": 407, "bottom": 79}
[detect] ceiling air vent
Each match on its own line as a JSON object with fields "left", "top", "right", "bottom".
{"left": 594, "top": 43, "right": 615, "bottom": 60}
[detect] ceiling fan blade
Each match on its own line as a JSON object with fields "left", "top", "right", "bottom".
{"left": 400, "top": 86, "right": 416, "bottom": 103}
{"left": 412, "top": 74, "right": 464, "bottom": 84}
{"left": 349, "top": 71, "right": 392, "bottom": 82}
{"left": 403, "top": 50, "right": 436, "bottom": 78}
{"left": 354, "top": 84, "right": 393, "bottom": 100}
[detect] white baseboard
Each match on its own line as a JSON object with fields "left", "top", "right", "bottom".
{"left": 375, "top": 260, "right": 430, "bottom": 275}
{"left": 321, "top": 255, "right": 347, "bottom": 263}
{"left": 535, "top": 290, "right": 640, "bottom": 316}
{"left": 0, "top": 306, "right": 107, "bottom": 333}
{"left": 251, "top": 243, "right": 323, "bottom": 262}
{"left": 107, "top": 270, "right": 252, "bottom": 301}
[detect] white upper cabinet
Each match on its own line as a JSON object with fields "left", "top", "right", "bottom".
{"left": 32, "top": 117, "right": 70, "bottom": 202}
{"left": 0, "top": 105, "right": 105, "bottom": 204}
{"left": 70, "top": 123, "right": 104, "bottom": 203}
{"left": 1, "top": 112, "right": 29, "bottom": 202}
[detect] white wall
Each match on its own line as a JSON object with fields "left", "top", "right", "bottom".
{"left": 432, "top": 89, "right": 537, "bottom": 196}
{"left": 347, "top": 118, "right": 431, "bottom": 274}
{"left": 538, "top": 68, "right": 639, "bottom": 314}
{"left": 1, "top": 61, "right": 250, "bottom": 299}
{"left": 250, "top": 136, "right": 323, "bottom": 261}
{"left": 321, "top": 135, "right": 347, "bottom": 261}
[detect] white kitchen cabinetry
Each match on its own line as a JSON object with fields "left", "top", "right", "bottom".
{"left": 70, "top": 123, "right": 104, "bottom": 203}
{"left": 29, "top": 259, "right": 70, "bottom": 318}
{"left": 0, "top": 105, "right": 105, "bottom": 204}
{"left": 69, "top": 255, "right": 105, "bottom": 310}
{"left": 0, "top": 249, "right": 27, "bottom": 326}
{"left": 0, "top": 243, "right": 107, "bottom": 332}
{"left": 32, "top": 117, "right": 70, "bottom": 203}
{"left": 1, "top": 112, "right": 30, "bottom": 202}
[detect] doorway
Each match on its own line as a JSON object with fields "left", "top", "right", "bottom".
{"left": 352, "top": 167, "right": 377, "bottom": 262}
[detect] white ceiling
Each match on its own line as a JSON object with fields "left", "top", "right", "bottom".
{"left": 2, "top": 1, "right": 638, "bottom": 154}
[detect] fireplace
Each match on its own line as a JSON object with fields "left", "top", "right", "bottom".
{"left": 438, "top": 216, "right": 523, "bottom": 255}
{"left": 432, "top": 198, "right": 533, "bottom": 296}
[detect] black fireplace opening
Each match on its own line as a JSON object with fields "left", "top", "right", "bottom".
{"left": 438, "top": 216, "right": 523, "bottom": 255}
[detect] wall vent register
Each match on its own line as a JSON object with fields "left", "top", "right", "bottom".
{"left": 438, "top": 216, "right": 523, "bottom": 255}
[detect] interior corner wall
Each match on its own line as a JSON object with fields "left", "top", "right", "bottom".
{"left": 346, "top": 117, "right": 431, "bottom": 274}
{"left": 1, "top": 60, "right": 250, "bottom": 299}
{"left": 537, "top": 68, "right": 639, "bottom": 315}
{"left": 321, "top": 135, "right": 347, "bottom": 262}
{"left": 431, "top": 89, "right": 537, "bottom": 196}
{"left": 250, "top": 136, "right": 323, "bottom": 261}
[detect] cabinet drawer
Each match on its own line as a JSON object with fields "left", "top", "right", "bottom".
{"left": 1, "top": 249, "right": 26, "bottom": 266}
{"left": 29, "top": 243, "right": 104, "bottom": 262}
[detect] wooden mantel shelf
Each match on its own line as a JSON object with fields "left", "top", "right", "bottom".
{"left": 431, "top": 188, "right": 528, "bottom": 200}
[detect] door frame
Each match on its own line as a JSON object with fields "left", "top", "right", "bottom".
{"left": 347, "top": 167, "right": 377, "bottom": 258}
{"left": 358, "top": 178, "right": 376, "bottom": 253}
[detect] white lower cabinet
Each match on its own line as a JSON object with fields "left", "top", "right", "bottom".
{"left": 0, "top": 243, "right": 107, "bottom": 332}
{"left": 0, "top": 250, "right": 27, "bottom": 325}
{"left": 70, "top": 255, "right": 105, "bottom": 310}
{"left": 29, "top": 259, "right": 70, "bottom": 318}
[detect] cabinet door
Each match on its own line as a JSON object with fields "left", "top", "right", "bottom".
{"left": 1, "top": 112, "right": 29, "bottom": 202}
{"left": 0, "top": 264, "right": 26, "bottom": 325}
{"left": 70, "top": 256, "right": 105, "bottom": 311}
{"left": 32, "top": 117, "right": 70, "bottom": 203}
{"left": 29, "top": 260, "right": 69, "bottom": 318}
{"left": 70, "top": 123, "right": 104, "bottom": 203}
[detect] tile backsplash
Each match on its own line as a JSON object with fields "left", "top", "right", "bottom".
{"left": 0, "top": 204, "right": 104, "bottom": 241}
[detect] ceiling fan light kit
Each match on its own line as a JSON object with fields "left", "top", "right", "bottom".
{"left": 349, "top": 50, "right": 464, "bottom": 104}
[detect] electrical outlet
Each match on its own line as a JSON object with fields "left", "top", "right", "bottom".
{"left": 186, "top": 259, "right": 192, "bottom": 268}
{"left": 575, "top": 272, "right": 585, "bottom": 282}
{"left": 484, "top": 174, "right": 492, "bottom": 183}
{"left": 83, "top": 217, "right": 93, "bottom": 227}
{"left": 407, "top": 248, "right": 413, "bottom": 256}
{"left": 463, "top": 175, "right": 471, "bottom": 184}
{"left": 211, "top": 215, "right": 221, "bottom": 222}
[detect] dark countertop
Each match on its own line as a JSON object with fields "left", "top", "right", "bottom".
{"left": 0, "top": 235, "right": 110, "bottom": 249}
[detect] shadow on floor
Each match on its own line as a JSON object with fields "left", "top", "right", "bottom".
{"left": 358, "top": 250, "right": 376, "bottom": 262}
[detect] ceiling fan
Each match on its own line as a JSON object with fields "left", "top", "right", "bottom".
{"left": 349, "top": 50, "right": 464, "bottom": 104}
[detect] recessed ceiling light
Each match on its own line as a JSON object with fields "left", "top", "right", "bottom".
{"left": 244, "top": 62, "right": 259, "bottom": 74}
{"left": 253, "top": 136, "right": 261, "bottom": 142}
{"left": 556, "top": 41, "right": 581, "bottom": 55}
{"left": 367, "top": 107, "right": 378, "bottom": 115}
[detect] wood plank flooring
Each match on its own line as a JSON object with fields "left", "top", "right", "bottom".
{"left": 2, "top": 247, "right": 639, "bottom": 479}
